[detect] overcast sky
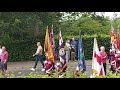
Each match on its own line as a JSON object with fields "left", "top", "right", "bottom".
{"left": 97, "top": 12, "right": 120, "bottom": 19}
{"left": 61, "top": 12, "right": 120, "bottom": 21}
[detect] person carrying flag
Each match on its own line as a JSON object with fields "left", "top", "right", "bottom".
{"left": 44, "top": 26, "right": 55, "bottom": 75}
{"left": 49, "top": 25, "right": 57, "bottom": 61}
{"left": 75, "top": 33, "right": 86, "bottom": 76}
{"left": 44, "top": 53, "right": 54, "bottom": 75}
{"left": 91, "top": 38, "right": 105, "bottom": 77}
{"left": 100, "top": 46, "right": 108, "bottom": 75}
{"left": 55, "top": 29, "right": 67, "bottom": 76}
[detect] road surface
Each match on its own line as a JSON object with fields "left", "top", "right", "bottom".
{"left": 5, "top": 60, "right": 110, "bottom": 78}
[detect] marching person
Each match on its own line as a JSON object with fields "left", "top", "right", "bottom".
{"left": 44, "top": 53, "right": 54, "bottom": 75}
{"left": 31, "top": 42, "right": 45, "bottom": 71}
{"left": 109, "top": 48, "right": 116, "bottom": 65}
{"left": 115, "top": 50, "right": 120, "bottom": 72}
{"left": 0, "top": 46, "right": 8, "bottom": 74}
{"left": 100, "top": 46, "right": 108, "bottom": 75}
{"left": 55, "top": 60, "right": 67, "bottom": 77}
{"left": 109, "top": 48, "right": 116, "bottom": 73}
{"left": 52, "top": 45, "right": 57, "bottom": 61}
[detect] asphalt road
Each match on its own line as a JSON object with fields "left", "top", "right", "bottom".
{"left": 5, "top": 60, "right": 110, "bottom": 78}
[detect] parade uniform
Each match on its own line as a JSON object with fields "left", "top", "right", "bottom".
{"left": 44, "top": 59, "right": 54, "bottom": 74}
{"left": 110, "top": 50, "right": 116, "bottom": 65}
{"left": 53, "top": 49, "right": 57, "bottom": 61}
{"left": 55, "top": 62, "right": 67, "bottom": 75}
{"left": 115, "top": 53, "right": 120, "bottom": 71}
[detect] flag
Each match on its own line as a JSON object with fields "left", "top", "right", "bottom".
{"left": 49, "top": 25, "right": 57, "bottom": 60}
{"left": 110, "top": 26, "right": 117, "bottom": 49}
{"left": 117, "top": 33, "right": 120, "bottom": 50}
{"left": 44, "top": 26, "right": 54, "bottom": 61}
{"left": 76, "top": 32, "right": 86, "bottom": 73}
{"left": 116, "top": 25, "right": 120, "bottom": 50}
{"left": 50, "top": 25, "right": 54, "bottom": 46}
{"left": 92, "top": 38, "right": 105, "bottom": 76}
{"left": 110, "top": 26, "right": 116, "bottom": 43}
{"left": 59, "top": 29, "right": 66, "bottom": 69}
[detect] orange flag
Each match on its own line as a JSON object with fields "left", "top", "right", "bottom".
{"left": 44, "top": 26, "right": 54, "bottom": 61}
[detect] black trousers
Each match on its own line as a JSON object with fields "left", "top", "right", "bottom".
{"left": 103, "top": 63, "right": 106, "bottom": 75}
{"left": 33, "top": 55, "right": 44, "bottom": 69}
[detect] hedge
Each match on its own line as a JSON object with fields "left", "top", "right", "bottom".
{"left": 61, "top": 34, "right": 110, "bottom": 60}
{"left": 0, "top": 34, "right": 110, "bottom": 62}
{"left": 2, "top": 37, "right": 45, "bottom": 62}
{"left": 83, "top": 35, "right": 110, "bottom": 60}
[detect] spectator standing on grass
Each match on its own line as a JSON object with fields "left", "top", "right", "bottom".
{"left": 31, "top": 42, "right": 45, "bottom": 71}
{"left": 0, "top": 46, "right": 8, "bottom": 74}
{"left": 100, "top": 46, "right": 108, "bottom": 75}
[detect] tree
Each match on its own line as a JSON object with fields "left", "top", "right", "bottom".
{"left": 0, "top": 12, "right": 62, "bottom": 41}
{"left": 60, "top": 12, "right": 111, "bottom": 37}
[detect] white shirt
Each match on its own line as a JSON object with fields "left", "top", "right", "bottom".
{"left": 35, "top": 46, "right": 43, "bottom": 55}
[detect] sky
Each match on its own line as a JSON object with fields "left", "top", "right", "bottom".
{"left": 61, "top": 12, "right": 120, "bottom": 21}
{"left": 97, "top": 12, "right": 120, "bottom": 19}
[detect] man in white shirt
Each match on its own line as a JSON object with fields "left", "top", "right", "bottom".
{"left": 31, "top": 42, "right": 45, "bottom": 71}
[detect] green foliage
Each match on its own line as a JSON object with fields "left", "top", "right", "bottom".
{"left": 90, "top": 70, "right": 120, "bottom": 78}
{"left": 0, "top": 70, "right": 87, "bottom": 78}
{"left": 0, "top": 12, "right": 62, "bottom": 62}
{"left": 3, "top": 36, "right": 45, "bottom": 62}
{"left": 2, "top": 69, "right": 120, "bottom": 78}
{"left": 0, "top": 12, "right": 117, "bottom": 61}
{"left": 0, "top": 12, "right": 62, "bottom": 41}
{"left": 61, "top": 16, "right": 111, "bottom": 37}
{"left": 0, "top": 33, "right": 14, "bottom": 45}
